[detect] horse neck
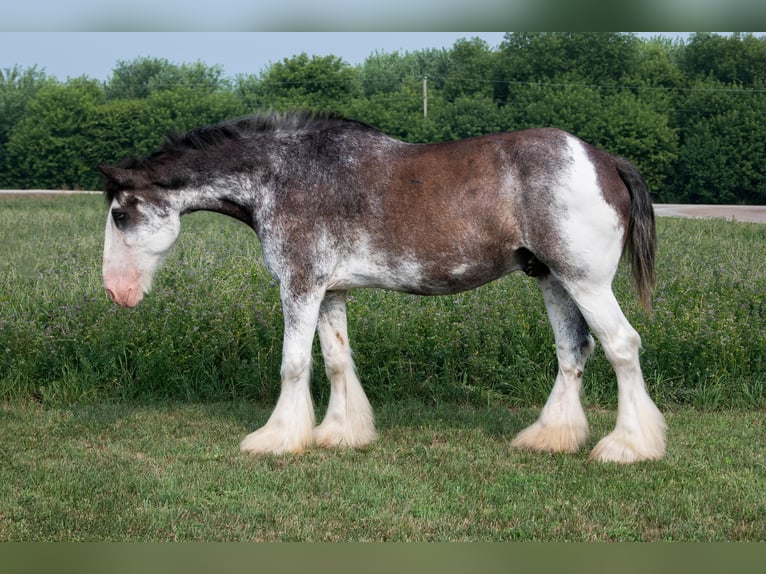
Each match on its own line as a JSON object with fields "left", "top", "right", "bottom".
{"left": 166, "top": 138, "right": 280, "bottom": 227}
{"left": 173, "top": 174, "right": 258, "bottom": 226}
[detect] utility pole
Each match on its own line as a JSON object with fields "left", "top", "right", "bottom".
{"left": 423, "top": 76, "right": 428, "bottom": 119}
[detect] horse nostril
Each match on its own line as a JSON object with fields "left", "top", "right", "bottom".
{"left": 105, "top": 288, "right": 117, "bottom": 303}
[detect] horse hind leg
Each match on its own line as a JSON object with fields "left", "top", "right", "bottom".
{"left": 512, "top": 275, "right": 593, "bottom": 454}
{"left": 313, "top": 291, "right": 378, "bottom": 449}
{"left": 567, "top": 282, "right": 667, "bottom": 463}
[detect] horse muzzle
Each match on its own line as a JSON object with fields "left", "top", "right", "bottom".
{"left": 104, "top": 282, "right": 144, "bottom": 308}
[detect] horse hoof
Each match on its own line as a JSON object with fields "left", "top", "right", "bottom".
{"left": 511, "top": 420, "right": 588, "bottom": 454}
{"left": 240, "top": 424, "right": 313, "bottom": 455}
{"left": 313, "top": 417, "right": 378, "bottom": 449}
{"left": 588, "top": 429, "right": 667, "bottom": 463}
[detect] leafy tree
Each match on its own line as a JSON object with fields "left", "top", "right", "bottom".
{"left": 251, "top": 53, "right": 362, "bottom": 112}
{"left": 231, "top": 73, "right": 262, "bottom": 112}
{"left": 81, "top": 98, "right": 157, "bottom": 185}
{"left": 680, "top": 33, "right": 766, "bottom": 86}
{"left": 495, "top": 32, "right": 641, "bottom": 103}
{"left": 106, "top": 57, "right": 229, "bottom": 100}
{"left": 359, "top": 51, "right": 421, "bottom": 97}
{"left": 440, "top": 38, "right": 496, "bottom": 101}
{"left": 358, "top": 48, "right": 453, "bottom": 98}
{"left": 143, "top": 87, "right": 246, "bottom": 134}
{"left": 629, "top": 36, "right": 686, "bottom": 90}
{"left": 434, "top": 96, "right": 503, "bottom": 140}
{"left": 106, "top": 57, "right": 170, "bottom": 99}
{"left": 0, "top": 66, "right": 53, "bottom": 187}
{"left": 4, "top": 78, "right": 105, "bottom": 189}
{"left": 150, "top": 61, "right": 229, "bottom": 94}
{"left": 347, "top": 80, "right": 442, "bottom": 143}
{"left": 677, "top": 77, "right": 766, "bottom": 204}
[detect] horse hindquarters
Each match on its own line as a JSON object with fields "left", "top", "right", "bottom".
{"left": 512, "top": 137, "right": 665, "bottom": 462}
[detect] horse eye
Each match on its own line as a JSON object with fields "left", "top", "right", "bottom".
{"left": 111, "top": 210, "right": 129, "bottom": 228}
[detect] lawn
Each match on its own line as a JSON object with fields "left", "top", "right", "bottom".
{"left": 1, "top": 400, "right": 764, "bottom": 541}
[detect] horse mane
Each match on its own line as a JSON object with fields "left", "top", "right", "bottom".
{"left": 164, "top": 110, "right": 366, "bottom": 154}
{"left": 102, "top": 110, "right": 377, "bottom": 201}
{"left": 159, "top": 110, "right": 378, "bottom": 157}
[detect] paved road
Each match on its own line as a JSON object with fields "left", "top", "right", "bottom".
{"left": 653, "top": 204, "right": 766, "bottom": 224}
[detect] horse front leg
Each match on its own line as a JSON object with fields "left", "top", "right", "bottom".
{"left": 240, "top": 286, "right": 323, "bottom": 455}
{"left": 313, "top": 290, "right": 378, "bottom": 449}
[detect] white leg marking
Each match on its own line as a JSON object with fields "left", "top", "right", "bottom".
{"left": 573, "top": 286, "right": 667, "bottom": 463}
{"left": 240, "top": 291, "right": 321, "bottom": 454}
{"left": 512, "top": 276, "right": 592, "bottom": 453}
{"left": 313, "top": 292, "right": 378, "bottom": 448}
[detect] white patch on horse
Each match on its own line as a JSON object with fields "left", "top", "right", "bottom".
{"left": 449, "top": 263, "right": 472, "bottom": 278}
{"left": 327, "top": 234, "right": 425, "bottom": 291}
{"left": 557, "top": 135, "right": 625, "bottom": 279}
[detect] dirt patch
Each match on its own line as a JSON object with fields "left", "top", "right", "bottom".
{"left": 654, "top": 204, "right": 766, "bottom": 224}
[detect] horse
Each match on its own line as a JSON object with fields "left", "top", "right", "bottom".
{"left": 99, "top": 110, "right": 666, "bottom": 463}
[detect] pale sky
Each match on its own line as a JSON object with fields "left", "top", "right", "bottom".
{"left": 0, "top": 32, "right": 700, "bottom": 83}
{"left": 1, "top": 32, "right": 509, "bottom": 81}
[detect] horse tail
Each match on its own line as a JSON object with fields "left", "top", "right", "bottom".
{"left": 615, "top": 157, "right": 656, "bottom": 313}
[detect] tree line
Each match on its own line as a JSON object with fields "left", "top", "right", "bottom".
{"left": 1, "top": 32, "right": 765, "bottom": 204}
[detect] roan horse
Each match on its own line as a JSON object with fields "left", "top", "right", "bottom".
{"left": 100, "top": 111, "right": 666, "bottom": 463}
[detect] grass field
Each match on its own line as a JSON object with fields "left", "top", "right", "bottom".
{"left": 1, "top": 194, "right": 765, "bottom": 541}
{"left": 2, "top": 401, "right": 764, "bottom": 541}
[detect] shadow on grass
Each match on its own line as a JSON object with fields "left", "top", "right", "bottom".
{"left": 56, "top": 397, "right": 541, "bottom": 452}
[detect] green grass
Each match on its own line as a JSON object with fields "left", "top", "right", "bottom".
{"left": 1, "top": 400, "right": 764, "bottom": 541}
{"left": 1, "top": 194, "right": 765, "bottom": 541}
{"left": 1, "top": 194, "right": 764, "bottom": 408}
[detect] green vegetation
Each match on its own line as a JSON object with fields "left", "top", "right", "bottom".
{"left": 1, "top": 402, "right": 764, "bottom": 541}
{"left": 1, "top": 194, "right": 764, "bottom": 409}
{"left": 2, "top": 33, "right": 766, "bottom": 203}
{"left": 1, "top": 195, "right": 764, "bottom": 542}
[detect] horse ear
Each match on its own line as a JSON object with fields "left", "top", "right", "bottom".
{"left": 98, "top": 164, "right": 146, "bottom": 189}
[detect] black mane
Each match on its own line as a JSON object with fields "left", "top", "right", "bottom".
{"left": 164, "top": 110, "right": 367, "bottom": 155}
{"left": 149, "top": 110, "right": 374, "bottom": 162}
{"left": 102, "top": 111, "right": 378, "bottom": 201}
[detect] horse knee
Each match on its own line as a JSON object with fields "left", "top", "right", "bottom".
{"left": 602, "top": 328, "right": 641, "bottom": 368}
{"left": 281, "top": 353, "right": 312, "bottom": 382}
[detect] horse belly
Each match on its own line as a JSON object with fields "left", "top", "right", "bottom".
{"left": 327, "top": 249, "right": 517, "bottom": 295}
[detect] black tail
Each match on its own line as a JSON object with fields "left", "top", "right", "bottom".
{"left": 615, "top": 157, "right": 656, "bottom": 312}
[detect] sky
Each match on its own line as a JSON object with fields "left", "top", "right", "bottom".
{"left": 2, "top": 33, "right": 512, "bottom": 81}
{"left": 0, "top": 32, "right": 700, "bottom": 83}
{"left": 2, "top": 0, "right": 766, "bottom": 32}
